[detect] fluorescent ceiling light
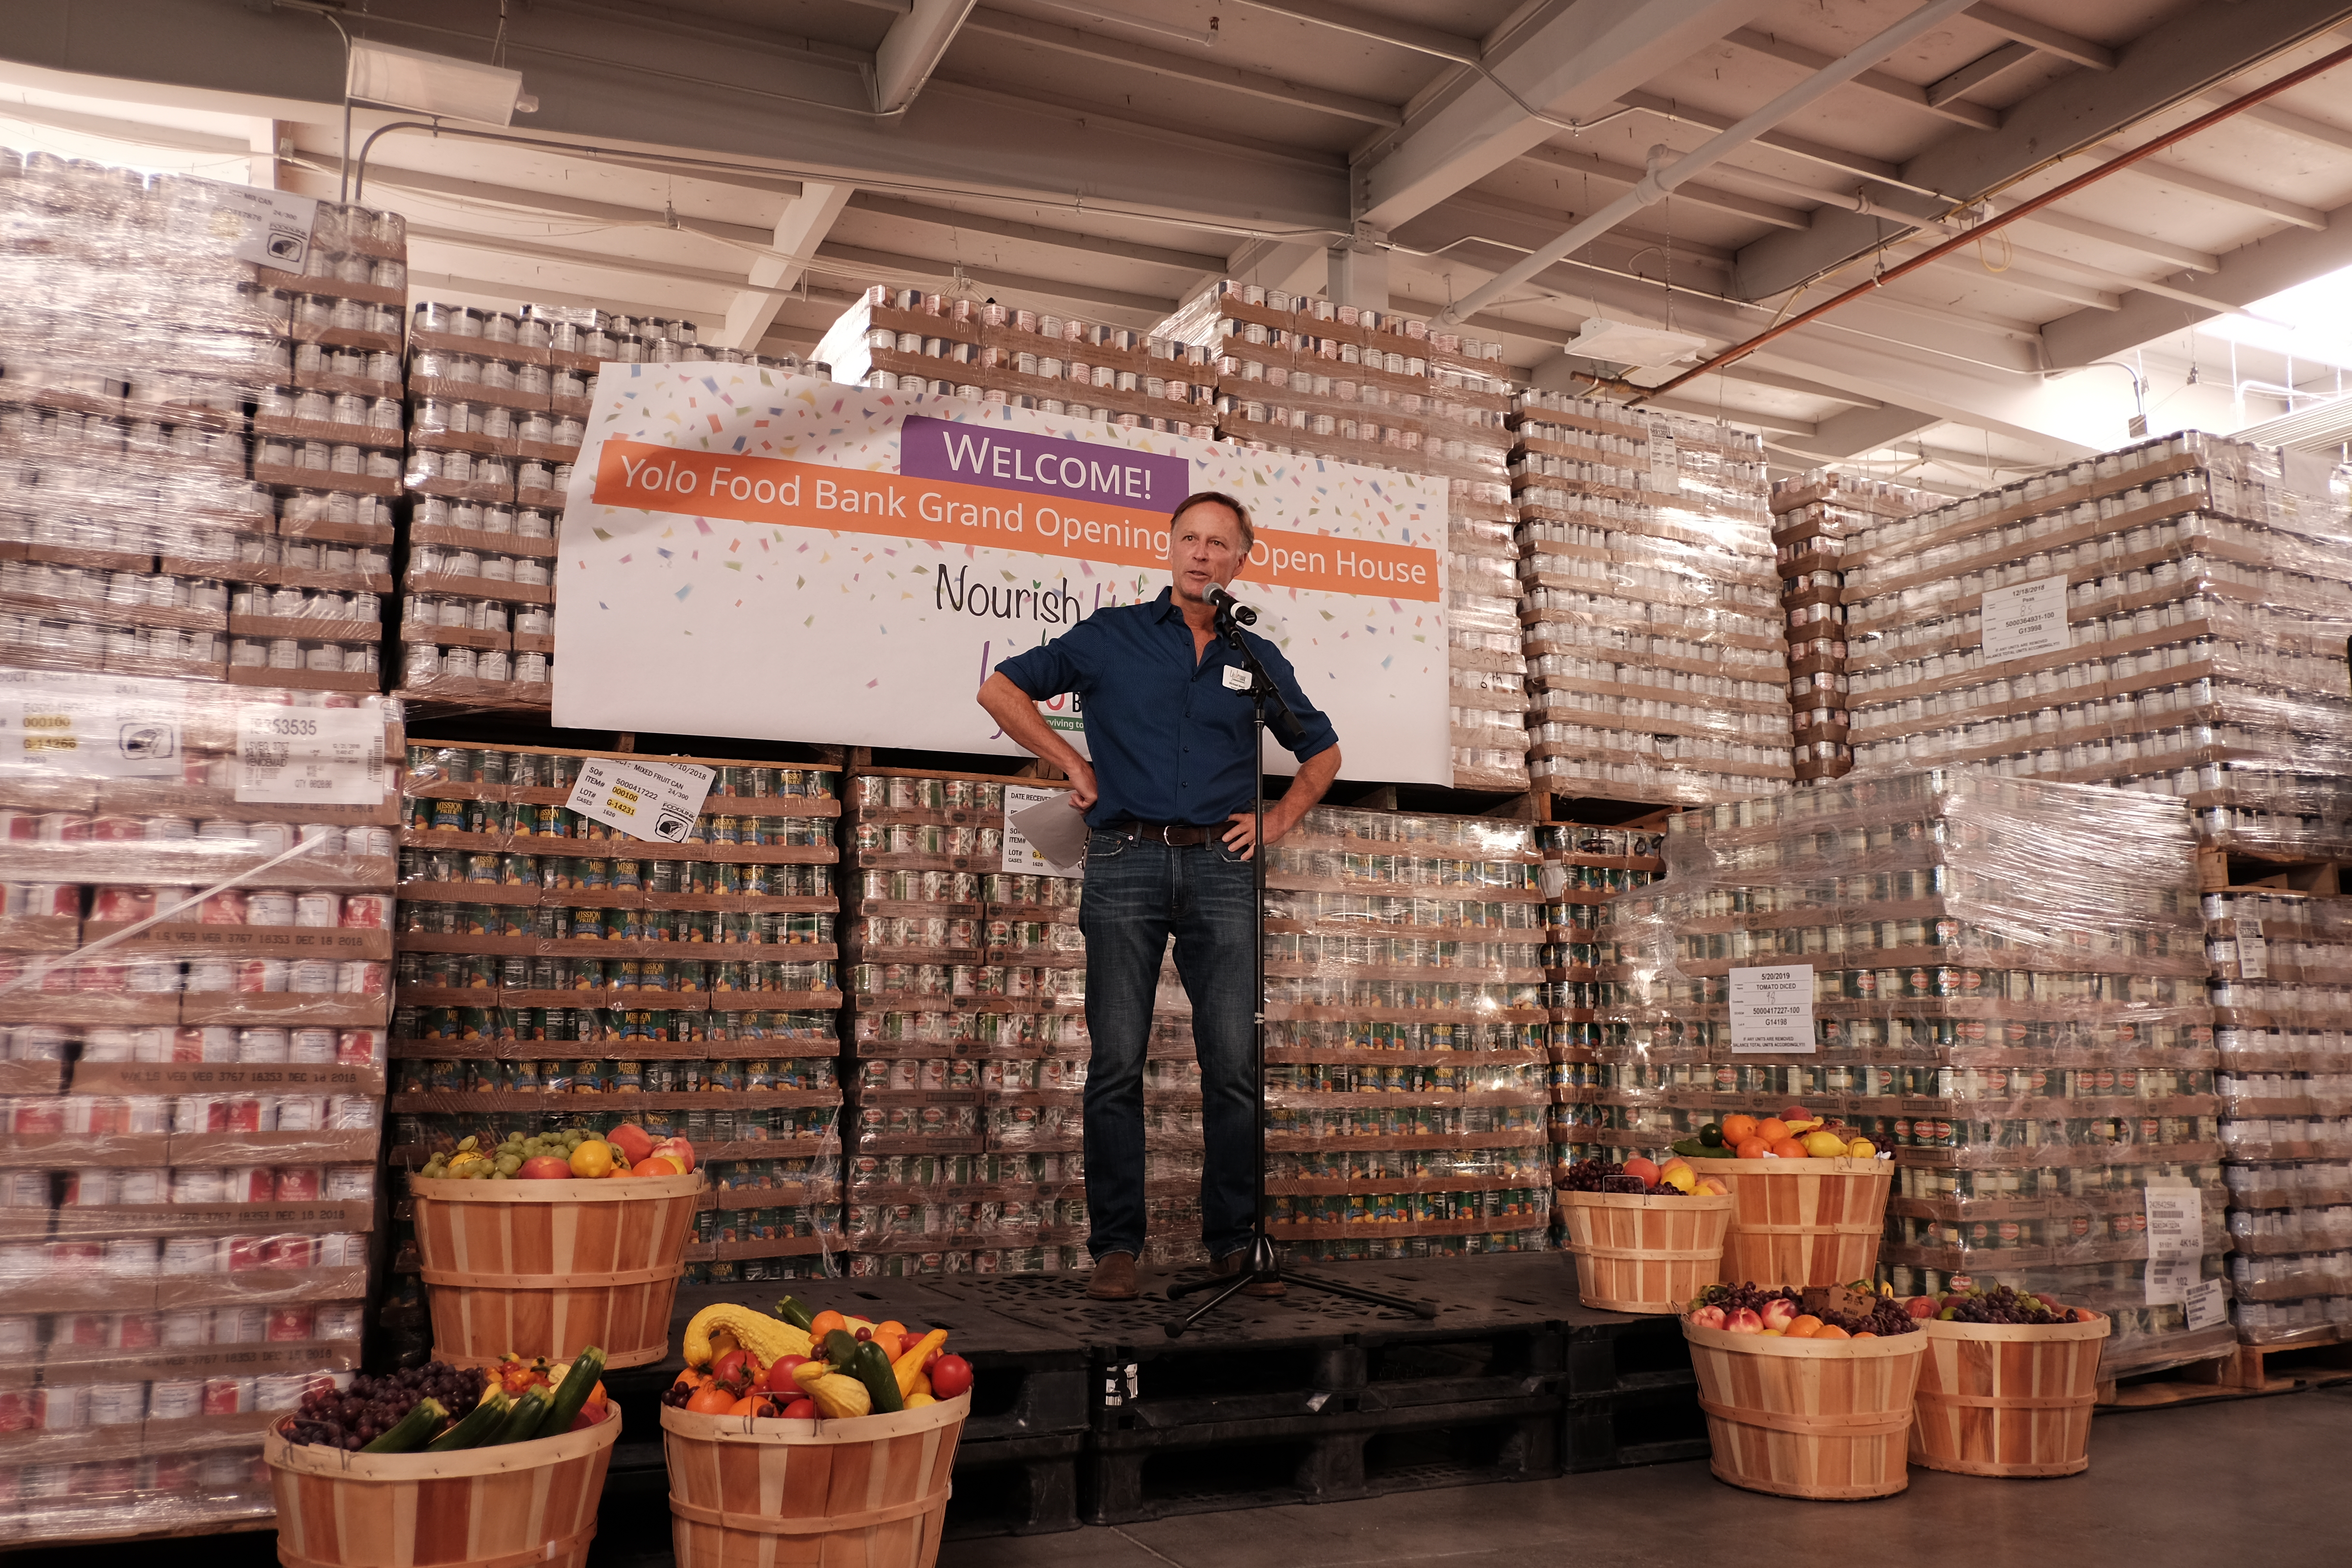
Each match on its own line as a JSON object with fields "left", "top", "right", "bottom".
{"left": 1566, "top": 317, "right": 1707, "bottom": 370}
{"left": 347, "top": 40, "right": 525, "bottom": 126}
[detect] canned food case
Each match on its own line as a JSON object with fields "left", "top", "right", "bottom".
{"left": 0, "top": 669, "right": 402, "bottom": 1545}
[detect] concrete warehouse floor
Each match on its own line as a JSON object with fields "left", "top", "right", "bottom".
{"left": 942, "top": 1385, "right": 2352, "bottom": 1568}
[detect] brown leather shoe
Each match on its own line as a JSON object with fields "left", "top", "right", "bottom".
{"left": 1085, "top": 1252, "right": 1140, "bottom": 1300}
{"left": 1211, "top": 1249, "right": 1286, "bottom": 1298}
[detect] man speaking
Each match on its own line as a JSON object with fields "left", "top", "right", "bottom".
{"left": 978, "top": 491, "right": 1342, "bottom": 1301}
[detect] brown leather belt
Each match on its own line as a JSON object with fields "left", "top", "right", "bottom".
{"left": 1110, "top": 819, "right": 1215, "bottom": 846}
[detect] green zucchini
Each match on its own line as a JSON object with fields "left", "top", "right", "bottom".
{"left": 851, "top": 1341, "right": 904, "bottom": 1414}
{"left": 361, "top": 1396, "right": 447, "bottom": 1454}
{"left": 823, "top": 1328, "right": 862, "bottom": 1370}
{"left": 490, "top": 1385, "right": 552, "bottom": 1445}
{"left": 773, "top": 1296, "right": 817, "bottom": 1332}
{"left": 424, "top": 1386, "right": 510, "bottom": 1452}
{"left": 1669, "top": 1139, "right": 1737, "bottom": 1160}
{"left": 535, "top": 1348, "right": 607, "bottom": 1439}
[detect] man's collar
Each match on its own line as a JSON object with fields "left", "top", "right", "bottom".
{"left": 1151, "top": 586, "right": 1180, "bottom": 622}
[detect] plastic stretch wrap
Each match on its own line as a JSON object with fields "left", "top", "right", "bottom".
{"left": 0, "top": 669, "right": 396, "bottom": 1545}
{"left": 1838, "top": 431, "right": 2352, "bottom": 856}
{"left": 1556, "top": 770, "right": 2230, "bottom": 1371}
{"left": 2205, "top": 888, "right": 2352, "bottom": 1344}
{"left": 0, "top": 147, "right": 405, "bottom": 689}
{"left": 1254, "top": 807, "right": 1552, "bottom": 1261}
{"left": 1512, "top": 391, "right": 1786, "bottom": 804}
{"left": 384, "top": 744, "right": 843, "bottom": 1306}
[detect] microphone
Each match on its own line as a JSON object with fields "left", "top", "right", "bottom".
{"left": 1206, "top": 584, "right": 1258, "bottom": 625}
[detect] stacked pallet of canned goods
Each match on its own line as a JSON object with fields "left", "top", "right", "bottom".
{"left": 0, "top": 149, "right": 399, "bottom": 686}
{"left": 381, "top": 744, "right": 843, "bottom": 1308}
{"left": 1766, "top": 471, "right": 1930, "bottom": 784}
{"left": 2207, "top": 889, "right": 2352, "bottom": 1347}
{"left": 1261, "top": 808, "right": 1553, "bottom": 1262}
{"left": 1535, "top": 819, "right": 1665, "bottom": 1222}
{"left": 0, "top": 674, "right": 399, "bottom": 1544}
{"left": 1840, "top": 431, "right": 2352, "bottom": 858}
{"left": 1572, "top": 771, "right": 2231, "bottom": 1376}
{"left": 842, "top": 771, "right": 1150, "bottom": 1277}
{"left": 818, "top": 286, "right": 1217, "bottom": 435}
{"left": 1158, "top": 282, "right": 1531, "bottom": 793}
{"left": 1511, "top": 392, "right": 1788, "bottom": 806}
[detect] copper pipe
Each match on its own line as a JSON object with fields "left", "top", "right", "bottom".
{"left": 1633, "top": 38, "right": 2352, "bottom": 405}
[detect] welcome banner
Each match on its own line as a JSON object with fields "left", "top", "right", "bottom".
{"left": 552, "top": 366, "right": 1452, "bottom": 780}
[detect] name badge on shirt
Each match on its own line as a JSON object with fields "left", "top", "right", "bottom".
{"left": 1221, "top": 666, "right": 1252, "bottom": 692}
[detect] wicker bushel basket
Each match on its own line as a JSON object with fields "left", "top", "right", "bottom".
{"left": 1557, "top": 1189, "right": 1735, "bottom": 1313}
{"left": 662, "top": 1394, "right": 971, "bottom": 1568}
{"left": 265, "top": 1405, "right": 621, "bottom": 1568}
{"left": 1910, "top": 1311, "right": 2110, "bottom": 1477}
{"left": 1713, "top": 1157, "right": 1894, "bottom": 1288}
{"left": 409, "top": 1170, "right": 704, "bottom": 1369}
{"left": 1682, "top": 1320, "right": 1927, "bottom": 1500}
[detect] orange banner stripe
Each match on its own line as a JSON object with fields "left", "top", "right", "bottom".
{"left": 590, "top": 439, "right": 1441, "bottom": 601}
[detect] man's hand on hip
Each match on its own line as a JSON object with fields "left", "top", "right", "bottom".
{"left": 1220, "top": 803, "right": 1298, "bottom": 860}
{"left": 1065, "top": 760, "right": 1099, "bottom": 812}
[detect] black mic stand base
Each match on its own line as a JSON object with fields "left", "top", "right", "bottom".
{"left": 1163, "top": 1233, "right": 1437, "bottom": 1337}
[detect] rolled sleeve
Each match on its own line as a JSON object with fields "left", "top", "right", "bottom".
{"left": 994, "top": 623, "right": 1090, "bottom": 701}
{"left": 1254, "top": 639, "right": 1340, "bottom": 762}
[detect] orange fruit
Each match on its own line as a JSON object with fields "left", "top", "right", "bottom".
{"left": 1786, "top": 1315, "right": 1823, "bottom": 1338}
{"left": 1721, "top": 1114, "right": 1759, "bottom": 1147}
{"left": 1755, "top": 1118, "right": 1790, "bottom": 1145}
{"left": 568, "top": 1140, "right": 615, "bottom": 1178}
{"left": 1852, "top": 1331, "right": 1878, "bottom": 1339}
{"left": 808, "top": 1310, "right": 847, "bottom": 1342}
{"left": 1769, "top": 1137, "right": 1808, "bottom": 1159}
{"left": 1735, "top": 1137, "right": 1771, "bottom": 1160}
{"left": 1811, "top": 1323, "right": 1850, "bottom": 1340}
{"left": 606, "top": 1163, "right": 637, "bottom": 1178}
{"left": 638, "top": 1155, "right": 682, "bottom": 1177}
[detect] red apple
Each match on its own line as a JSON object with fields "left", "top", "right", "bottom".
{"left": 609, "top": 1122, "right": 656, "bottom": 1166}
{"left": 1759, "top": 1298, "right": 1797, "bottom": 1332}
{"left": 1621, "top": 1156, "right": 1660, "bottom": 1191}
{"left": 1904, "top": 1295, "right": 1940, "bottom": 1319}
{"left": 650, "top": 1136, "right": 696, "bottom": 1174}
{"left": 519, "top": 1155, "right": 572, "bottom": 1179}
{"left": 1727, "top": 1307, "right": 1764, "bottom": 1335}
{"left": 1688, "top": 1305, "right": 1727, "bottom": 1330}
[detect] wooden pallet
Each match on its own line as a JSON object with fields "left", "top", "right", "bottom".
{"left": 2095, "top": 1346, "right": 2241, "bottom": 1409}
{"left": 2196, "top": 844, "right": 2344, "bottom": 895}
{"left": 2215, "top": 1332, "right": 2352, "bottom": 1392}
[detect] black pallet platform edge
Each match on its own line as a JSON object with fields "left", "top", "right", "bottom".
{"left": 943, "top": 1429, "right": 1085, "bottom": 1539}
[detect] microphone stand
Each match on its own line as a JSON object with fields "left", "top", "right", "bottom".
{"left": 1163, "top": 594, "right": 1433, "bottom": 1336}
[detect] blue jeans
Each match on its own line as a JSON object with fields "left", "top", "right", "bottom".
{"left": 1078, "top": 828, "right": 1259, "bottom": 1262}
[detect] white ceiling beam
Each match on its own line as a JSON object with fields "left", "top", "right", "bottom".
{"left": 2009, "top": 209, "right": 2217, "bottom": 273}
{"left": 874, "top": 0, "right": 979, "bottom": 112}
{"left": 1733, "top": 0, "right": 2352, "bottom": 300}
{"left": 1227, "top": 0, "right": 1479, "bottom": 61}
{"left": 1639, "top": 392, "right": 1816, "bottom": 436}
{"left": 2195, "top": 85, "right": 2352, "bottom": 155}
{"left": 1515, "top": 142, "right": 1810, "bottom": 229}
{"left": 1355, "top": 0, "right": 1772, "bottom": 230}
{"left": 961, "top": 8, "right": 1402, "bottom": 125}
{"left": 2107, "top": 153, "right": 2329, "bottom": 229}
{"left": 404, "top": 227, "right": 797, "bottom": 298}
{"left": 720, "top": 182, "right": 856, "bottom": 352}
{"left": 813, "top": 241, "right": 1178, "bottom": 318}
{"left": 290, "top": 155, "right": 782, "bottom": 249}
{"left": 1214, "top": 236, "right": 1328, "bottom": 302}
{"left": 247, "top": 118, "right": 281, "bottom": 191}
{"left": 1727, "top": 27, "right": 1997, "bottom": 131}
{"left": 1962, "top": 4, "right": 2114, "bottom": 70}
{"left": 843, "top": 192, "right": 1228, "bottom": 272}
{"left": 1709, "top": 364, "right": 1883, "bottom": 407}
{"left": 1615, "top": 90, "right": 1910, "bottom": 189}
{"left": 1923, "top": 41, "right": 2038, "bottom": 110}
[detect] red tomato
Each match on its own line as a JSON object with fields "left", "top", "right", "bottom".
{"left": 781, "top": 1398, "right": 815, "bottom": 1419}
{"left": 766, "top": 1354, "right": 810, "bottom": 1393}
{"left": 711, "top": 1349, "right": 753, "bottom": 1391}
{"left": 928, "top": 1355, "right": 973, "bottom": 1400}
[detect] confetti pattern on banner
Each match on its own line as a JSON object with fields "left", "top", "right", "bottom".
{"left": 552, "top": 366, "right": 1452, "bottom": 779}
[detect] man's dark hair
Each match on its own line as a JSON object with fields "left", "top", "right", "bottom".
{"left": 1170, "top": 490, "right": 1253, "bottom": 555}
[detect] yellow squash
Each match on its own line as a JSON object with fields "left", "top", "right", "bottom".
{"left": 682, "top": 1304, "right": 811, "bottom": 1369}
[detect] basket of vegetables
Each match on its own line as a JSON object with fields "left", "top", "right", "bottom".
{"left": 660, "top": 1297, "right": 975, "bottom": 1568}
{"left": 410, "top": 1125, "right": 702, "bottom": 1369}
{"left": 266, "top": 1352, "right": 617, "bottom": 1568}
{"left": 1556, "top": 1156, "right": 1736, "bottom": 1314}
{"left": 1906, "top": 1285, "right": 2109, "bottom": 1478}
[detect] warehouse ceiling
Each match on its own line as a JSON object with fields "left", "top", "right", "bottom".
{"left": 7, "top": 0, "right": 2352, "bottom": 491}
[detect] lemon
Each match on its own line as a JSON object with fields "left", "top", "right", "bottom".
{"left": 1800, "top": 1129, "right": 1848, "bottom": 1158}
{"left": 1846, "top": 1138, "right": 1877, "bottom": 1159}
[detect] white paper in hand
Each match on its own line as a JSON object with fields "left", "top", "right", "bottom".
{"left": 1005, "top": 785, "right": 1089, "bottom": 876}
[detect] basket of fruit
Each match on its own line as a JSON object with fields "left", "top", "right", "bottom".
{"left": 1671, "top": 1110, "right": 1893, "bottom": 1288}
{"left": 411, "top": 1124, "right": 703, "bottom": 1369}
{"left": 266, "top": 1352, "right": 618, "bottom": 1568}
{"left": 1905, "top": 1285, "right": 2109, "bottom": 1477}
{"left": 660, "top": 1297, "right": 975, "bottom": 1568}
{"left": 1681, "top": 1283, "right": 1927, "bottom": 1500}
{"left": 1556, "top": 1156, "right": 1736, "bottom": 1314}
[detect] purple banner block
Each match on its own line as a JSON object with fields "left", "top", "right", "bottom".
{"left": 901, "top": 415, "right": 1189, "bottom": 512}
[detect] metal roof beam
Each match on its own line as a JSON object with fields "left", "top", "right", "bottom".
{"left": 1732, "top": 0, "right": 2352, "bottom": 300}
{"left": 961, "top": 8, "right": 1402, "bottom": 126}
{"left": 1727, "top": 27, "right": 1997, "bottom": 131}
{"left": 874, "top": 0, "right": 978, "bottom": 113}
{"left": 1355, "top": 0, "right": 1770, "bottom": 230}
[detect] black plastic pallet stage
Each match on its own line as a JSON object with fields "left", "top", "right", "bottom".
{"left": 589, "top": 1254, "right": 1703, "bottom": 1546}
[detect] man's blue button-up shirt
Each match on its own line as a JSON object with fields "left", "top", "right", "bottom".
{"left": 993, "top": 588, "right": 1339, "bottom": 829}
